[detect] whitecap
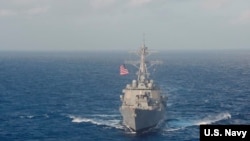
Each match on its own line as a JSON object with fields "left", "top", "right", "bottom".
{"left": 162, "top": 112, "right": 231, "bottom": 134}
{"left": 27, "top": 115, "right": 34, "bottom": 119}
{"left": 68, "top": 115, "right": 124, "bottom": 129}
{"left": 195, "top": 112, "right": 231, "bottom": 125}
{"left": 91, "top": 114, "right": 120, "bottom": 118}
{"left": 164, "top": 127, "right": 184, "bottom": 132}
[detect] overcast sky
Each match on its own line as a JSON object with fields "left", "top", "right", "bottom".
{"left": 0, "top": 0, "right": 250, "bottom": 51}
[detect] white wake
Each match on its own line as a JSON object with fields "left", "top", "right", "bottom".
{"left": 195, "top": 112, "right": 231, "bottom": 125}
{"left": 68, "top": 114, "right": 124, "bottom": 129}
{"left": 164, "top": 112, "right": 231, "bottom": 132}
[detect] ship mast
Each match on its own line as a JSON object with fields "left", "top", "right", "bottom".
{"left": 125, "top": 36, "right": 162, "bottom": 83}
{"left": 137, "top": 41, "right": 149, "bottom": 82}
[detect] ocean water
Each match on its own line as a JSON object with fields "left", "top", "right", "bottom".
{"left": 0, "top": 50, "right": 249, "bottom": 141}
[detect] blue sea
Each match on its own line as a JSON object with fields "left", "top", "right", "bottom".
{"left": 0, "top": 50, "right": 249, "bottom": 141}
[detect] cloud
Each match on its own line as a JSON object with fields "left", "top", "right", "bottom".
{"left": 201, "top": 0, "right": 229, "bottom": 10}
{"left": 231, "top": 9, "right": 250, "bottom": 25}
{"left": 0, "top": 9, "right": 17, "bottom": 17}
{"left": 89, "top": 0, "right": 116, "bottom": 9}
{"left": 0, "top": 0, "right": 50, "bottom": 17}
{"left": 128, "top": 0, "right": 153, "bottom": 7}
{"left": 26, "top": 6, "right": 50, "bottom": 16}
{"left": 10, "top": 0, "right": 47, "bottom": 5}
{"left": 0, "top": 6, "right": 49, "bottom": 17}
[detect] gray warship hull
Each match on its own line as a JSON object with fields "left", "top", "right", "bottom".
{"left": 119, "top": 40, "right": 167, "bottom": 133}
{"left": 120, "top": 106, "right": 165, "bottom": 132}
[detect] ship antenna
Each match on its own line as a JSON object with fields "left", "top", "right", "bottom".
{"left": 137, "top": 33, "right": 148, "bottom": 82}
{"left": 143, "top": 33, "right": 145, "bottom": 46}
{"left": 125, "top": 35, "right": 162, "bottom": 83}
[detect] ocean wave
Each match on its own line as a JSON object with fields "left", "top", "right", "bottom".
{"left": 91, "top": 114, "right": 120, "bottom": 118}
{"left": 163, "top": 112, "right": 231, "bottom": 133}
{"left": 19, "top": 114, "right": 49, "bottom": 119}
{"left": 164, "top": 127, "right": 184, "bottom": 132}
{"left": 195, "top": 112, "right": 231, "bottom": 125}
{"left": 68, "top": 115, "right": 124, "bottom": 129}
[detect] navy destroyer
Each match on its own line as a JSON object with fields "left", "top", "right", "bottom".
{"left": 119, "top": 41, "right": 167, "bottom": 133}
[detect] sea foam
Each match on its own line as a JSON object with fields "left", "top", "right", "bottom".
{"left": 68, "top": 115, "right": 124, "bottom": 129}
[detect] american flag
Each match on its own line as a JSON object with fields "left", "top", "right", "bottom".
{"left": 120, "top": 64, "right": 129, "bottom": 75}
